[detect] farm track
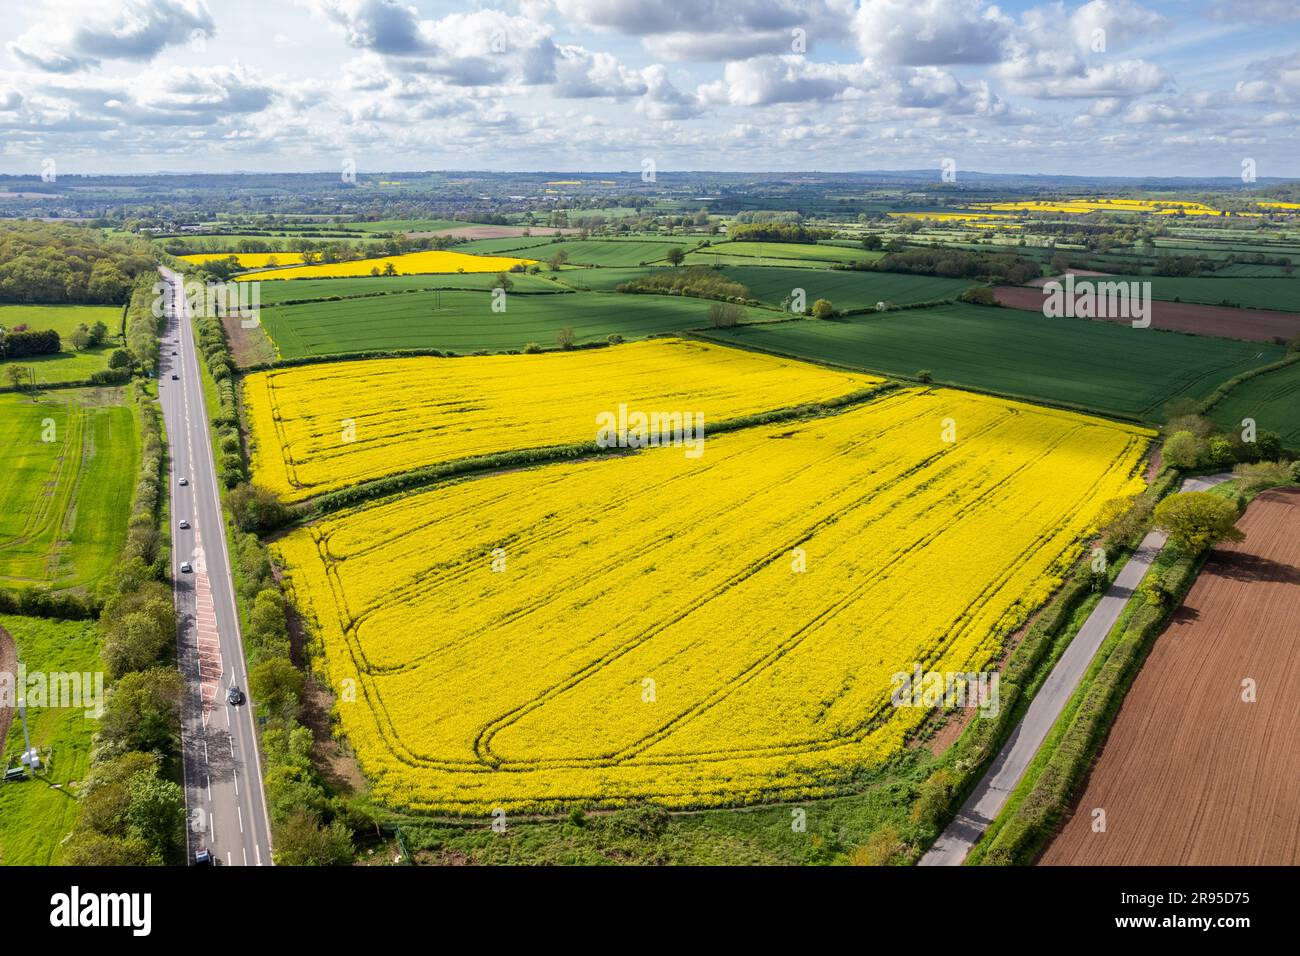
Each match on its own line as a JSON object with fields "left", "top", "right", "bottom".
{"left": 1038, "top": 488, "right": 1300, "bottom": 865}
{"left": 993, "top": 285, "right": 1300, "bottom": 343}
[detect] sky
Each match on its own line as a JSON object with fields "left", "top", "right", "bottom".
{"left": 1, "top": 0, "right": 1299, "bottom": 177}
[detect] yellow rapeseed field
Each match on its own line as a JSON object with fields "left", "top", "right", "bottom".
{"left": 244, "top": 339, "right": 882, "bottom": 501}
{"left": 235, "top": 249, "right": 534, "bottom": 280}
{"left": 971, "top": 198, "right": 1252, "bottom": 217}
{"left": 178, "top": 252, "right": 306, "bottom": 268}
{"left": 273, "top": 388, "right": 1151, "bottom": 813}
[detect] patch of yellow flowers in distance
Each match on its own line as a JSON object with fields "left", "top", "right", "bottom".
{"left": 235, "top": 248, "right": 536, "bottom": 280}
{"left": 273, "top": 388, "right": 1151, "bottom": 813}
{"left": 243, "top": 339, "right": 882, "bottom": 502}
{"left": 971, "top": 198, "right": 1253, "bottom": 217}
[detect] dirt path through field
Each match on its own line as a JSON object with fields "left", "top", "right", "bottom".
{"left": 1039, "top": 488, "right": 1300, "bottom": 865}
{"left": 0, "top": 625, "right": 16, "bottom": 755}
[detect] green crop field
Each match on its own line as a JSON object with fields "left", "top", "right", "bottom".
{"left": 453, "top": 236, "right": 563, "bottom": 255}
{"left": 701, "top": 302, "right": 1282, "bottom": 421}
{"left": 689, "top": 242, "right": 882, "bottom": 266}
{"left": 260, "top": 288, "right": 769, "bottom": 357}
{"left": 527, "top": 238, "right": 697, "bottom": 266}
{"left": 1139, "top": 276, "right": 1300, "bottom": 311}
{"left": 0, "top": 389, "right": 138, "bottom": 590}
{"left": 551, "top": 267, "right": 665, "bottom": 291}
{"left": 253, "top": 271, "right": 563, "bottom": 306}
{"left": 0, "top": 614, "right": 99, "bottom": 866}
{"left": 717, "top": 266, "right": 976, "bottom": 311}
{"left": 1209, "top": 359, "right": 1300, "bottom": 447}
{"left": 1207, "top": 263, "right": 1296, "bottom": 278}
{"left": 0, "top": 304, "right": 123, "bottom": 386}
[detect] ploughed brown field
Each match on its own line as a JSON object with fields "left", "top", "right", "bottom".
{"left": 1039, "top": 488, "right": 1300, "bottom": 865}
{"left": 994, "top": 285, "right": 1300, "bottom": 343}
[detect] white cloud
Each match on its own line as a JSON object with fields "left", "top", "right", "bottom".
{"left": 698, "top": 55, "right": 878, "bottom": 107}
{"left": 9, "top": 0, "right": 215, "bottom": 73}
{"left": 852, "top": 0, "right": 1012, "bottom": 66}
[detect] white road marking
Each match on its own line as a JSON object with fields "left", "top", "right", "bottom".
{"left": 227, "top": 852, "right": 232, "bottom": 866}
{"left": 206, "top": 777, "right": 211, "bottom": 801}
{"left": 256, "top": 846, "right": 262, "bottom": 866}
{"left": 238, "top": 806, "right": 244, "bottom": 833}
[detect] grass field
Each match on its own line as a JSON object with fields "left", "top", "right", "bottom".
{"left": 717, "top": 266, "right": 975, "bottom": 311}
{"left": 689, "top": 242, "right": 882, "bottom": 266}
{"left": 0, "top": 614, "right": 99, "bottom": 865}
{"left": 517, "top": 238, "right": 694, "bottom": 266}
{"left": 244, "top": 339, "right": 881, "bottom": 500}
{"left": 1143, "top": 276, "right": 1300, "bottom": 312}
{"left": 700, "top": 303, "right": 1282, "bottom": 420}
{"left": 238, "top": 249, "right": 536, "bottom": 281}
{"left": 259, "top": 288, "right": 770, "bottom": 358}
{"left": 453, "top": 236, "right": 565, "bottom": 256}
{"left": 0, "top": 303, "right": 123, "bottom": 386}
{"left": 254, "top": 272, "right": 563, "bottom": 306}
{"left": 0, "top": 389, "right": 138, "bottom": 590}
{"left": 1209, "top": 360, "right": 1300, "bottom": 447}
{"left": 274, "top": 388, "right": 1149, "bottom": 813}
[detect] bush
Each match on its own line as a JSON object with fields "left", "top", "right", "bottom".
{"left": 958, "top": 286, "right": 998, "bottom": 306}
{"left": 707, "top": 302, "right": 745, "bottom": 328}
{"left": 1162, "top": 430, "right": 1204, "bottom": 469}
{"left": 1153, "top": 491, "right": 1244, "bottom": 553}
{"left": 1232, "top": 460, "right": 1295, "bottom": 492}
{"left": 851, "top": 825, "right": 905, "bottom": 866}
{"left": 229, "top": 483, "right": 290, "bottom": 534}
{"left": 811, "top": 298, "right": 835, "bottom": 319}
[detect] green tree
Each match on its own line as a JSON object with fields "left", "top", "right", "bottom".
{"left": 861, "top": 233, "right": 883, "bottom": 251}
{"left": 229, "top": 483, "right": 289, "bottom": 534}
{"left": 1162, "top": 430, "right": 1204, "bottom": 469}
{"left": 1153, "top": 491, "right": 1245, "bottom": 553}
{"left": 108, "top": 348, "right": 132, "bottom": 369}
{"left": 811, "top": 298, "right": 835, "bottom": 319}
{"left": 273, "top": 810, "right": 354, "bottom": 866}
{"left": 556, "top": 327, "right": 576, "bottom": 349}
{"left": 69, "top": 324, "right": 92, "bottom": 350}
{"left": 125, "top": 774, "right": 186, "bottom": 861}
{"left": 98, "top": 667, "right": 183, "bottom": 757}
{"left": 665, "top": 246, "right": 686, "bottom": 267}
{"left": 250, "top": 657, "right": 305, "bottom": 721}
{"left": 102, "top": 608, "right": 172, "bottom": 678}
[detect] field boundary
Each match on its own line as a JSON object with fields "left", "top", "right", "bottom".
{"left": 965, "top": 477, "right": 1235, "bottom": 865}
{"left": 285, "top": 381, "right": 901, "bottom": 523}
{"left": 690, "top": 323, "right": 1167, "bottom": 426}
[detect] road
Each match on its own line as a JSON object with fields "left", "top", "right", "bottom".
{"left": 158, "top": 267, "right": 273, "bottom": 867}
{"left": 920, "top": 474, "right": 1232, "bottom": 866}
